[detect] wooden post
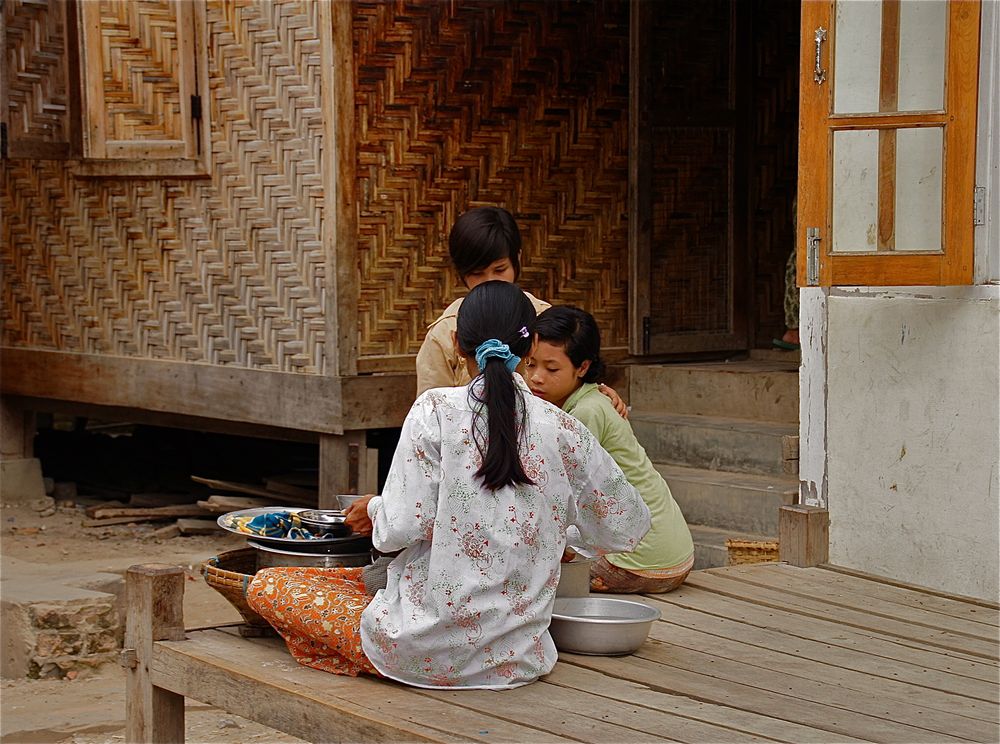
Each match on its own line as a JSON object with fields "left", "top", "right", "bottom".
{"left": 1, "top": 397, "right": 35, "bottom": 460}
{"left": 319, "top": 431, "right": 376, "bottom": 509}
{"left": 124, "top": 564, "right": 186, "bottom": 743}
{"left": 779, "top": 505, "right": 830, "bottom": 567}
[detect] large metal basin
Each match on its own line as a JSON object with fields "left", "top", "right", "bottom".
{"left": 549, "top": 597, "right": 661, "bottom": 656}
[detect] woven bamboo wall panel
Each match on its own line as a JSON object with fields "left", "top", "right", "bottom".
{"left": 1, "top": 1, "right": 328, "bottom": 373}
{"left": 95, "top": 0, "right": 186, "bottom": 145}
{"left": 2, "top": 0, "right": 72, "bottom": 153}
{"left": 353, "top": 0, "right": 630, "bottom": 360}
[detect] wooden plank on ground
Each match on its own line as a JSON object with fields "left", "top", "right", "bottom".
{"left": 565, "top": 652, "right": 962, "bottom": 743}
{"left": 152, "top": 630, "right": 574, "bottom": 743}
{"left": 190, "top": 476, "right": 313, "bottom": 507}
{"left": 176, "top": 519, "right": 222, "bottom": 536}
{"left": 643, "top": 607, "right": 998, "bottom": 726}
{"left": 196, "top": 495, "right": 274, "bottom": 514}
{"left": 90, "top": 505, "right": 210, "bottom": 520}
{"left": 717, "top": 564, "right": 999, "bottom": 639}
{"left": 543, "top": 662, "right": 867, "bottom": 743}
{"left": 644, "top": 590, "right": 998, "bottom": 703}
{"left": 654, "top": 583, "right": 999, "bottom": 685}
{"left": 687, "top": 571, "right": 999, "bottom": 660}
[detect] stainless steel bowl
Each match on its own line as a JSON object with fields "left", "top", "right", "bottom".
{"left": 298, "top": 509, "right": 351, "bottom": 537}
{"left": 549, "top": 597, "right": 661, "bottom": 656}
{"left": 249, "top": 540, "right": 372, "bottom": 569}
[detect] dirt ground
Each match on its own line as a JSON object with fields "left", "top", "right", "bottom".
{"left": 1, "top": 499, "right": 306, "bottom": 744}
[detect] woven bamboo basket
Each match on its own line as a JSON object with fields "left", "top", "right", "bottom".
{"left": 725, "top": 538, "right": 780, "bottom": 565}
{"left": 201, "top": 547, "right": 269, "bottom": 628}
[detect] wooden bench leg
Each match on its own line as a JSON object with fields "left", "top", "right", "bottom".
{"left": 124, "top": 564, "right": 187, "bottom": 743}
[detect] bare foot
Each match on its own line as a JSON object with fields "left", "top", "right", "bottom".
{"left": 781, "top": 328, "right": 799, "bottom": 345}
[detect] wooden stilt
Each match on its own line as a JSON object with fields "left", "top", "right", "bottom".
{"left": 319, "top": 431, "right": 376, "bottom": 509}
{"left": 779, "top": 505, "right": 830, "bottom": 567}
{"left": 124, "top": 564, "right": 187, "bottom": 743}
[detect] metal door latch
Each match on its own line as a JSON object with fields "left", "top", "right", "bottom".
{"left": 814, "top": 27, "right": 827, "bottom": 84}
{"left": 806, "top": 228, "right": 821, "bottom": 286}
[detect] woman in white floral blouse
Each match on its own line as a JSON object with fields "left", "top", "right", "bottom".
{"left": 248, "top": 281, "right": 650, "bottom": 689}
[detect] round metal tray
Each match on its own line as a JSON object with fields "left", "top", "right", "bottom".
{"left": 248, "top": 540, "right": 372, "bottom": 568}
{"left": 217, "top": 506, "right": 372, "bottom": 553}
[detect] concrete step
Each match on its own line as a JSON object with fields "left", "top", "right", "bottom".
{"left": 631, "top": 412, "right": 797, "bottom": 477}
{"left": 749, "top": 348, "right": 801, "bottom": 364}
{"left": 630, "top": 361, "right": 799, "bottom": 423}
{"left": 656, "top": 464, "right": 797, "bottom": 536}
{"left": 689, "top": 524, "right": 777, "bottom": 570}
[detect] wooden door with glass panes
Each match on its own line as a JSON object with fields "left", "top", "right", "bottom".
{"left": 797, "top": 0, "right": 980, "bottom": 286}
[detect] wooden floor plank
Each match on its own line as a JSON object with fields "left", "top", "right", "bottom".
{"left": 687, "top": 572, "right": 999, "bottom": 660}
{"left": 153, "top": 631, "right": 574, "bottom": 743}
{"left": 645, "top": 613, "right": 998, "bottom": 724}
{"left": 821, "top": 565, "right": 1000, "bottom": 611}
{"left": 410, "top": 681, "right": 691, "bottom": 744}
{"left": 653, "top": 583, "right": 998, "bottom": 684}
{"left": 717, "top": 564, "right": 999, "bottom": 639}
{"left": 631, "top": 634, "right": 996, "bottom": 742}
{"left": 565, "top": 652, "right": 963, "bottom": 743}
{"left": 416, "top": 679, "right": 776, "bottom": 744}
{"left": 644, "top": 592, "right": 997, "bottom": 702}
{"left": 544, "top": 663, "right": 870, "bottom": 743}
{"left": 806, "top": 566, "right": 1000, "bottom": 626}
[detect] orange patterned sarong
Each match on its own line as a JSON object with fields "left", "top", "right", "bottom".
{"left": 246, "top": 566, "right": 382, "bottom": 677}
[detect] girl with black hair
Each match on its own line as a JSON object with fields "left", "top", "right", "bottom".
{"left": 527, "top": 305, "right": 694, "bottom": 594}
{"left": 415, "top": 206, "right": 629, "bottom": 418}
{"left": 248, "top": 282, "right": 649, "bottom": 689}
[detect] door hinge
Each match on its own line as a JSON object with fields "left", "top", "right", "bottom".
{"left": 974, "top": 186, "right": 986, "bottom": 226}
{"left": 642, "top": 316, "right": 651, "bottom": 355}
{"left": 806, "top": 227, "right": 821, "bottom": 286}
{"left": 1, "top": 123, "right": 7, "bottom": 159}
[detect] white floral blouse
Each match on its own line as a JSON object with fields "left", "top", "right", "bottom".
{"left": 360, "top": 374, "right": 651, "bottom": 689}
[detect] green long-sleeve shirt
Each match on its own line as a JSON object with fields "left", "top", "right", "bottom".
{"left": 563, "top": 383, "right": 694, "bottom": 571}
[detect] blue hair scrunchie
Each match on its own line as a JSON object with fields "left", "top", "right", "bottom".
{"left": 475, "top": 339, "right": 521, "bottom": 373}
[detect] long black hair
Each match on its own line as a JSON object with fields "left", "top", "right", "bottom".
{"left": 449, "top": 206, "right": 522, "bottom": 281}
{"left": 456, "top": 281, "right": 536, "bottom": 490}
{"left": 533, "top": 306, "right": 605, "bottom": 383}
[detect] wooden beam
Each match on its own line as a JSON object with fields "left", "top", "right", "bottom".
{"left": 124, "top": 564, "right": 186, "bottom": 743}
{"left": 1, "top": 350, "right": 415, "bottom": 432}
{"left": 877, "top": 0, "right": 900, "bottom": 252}
{"left": 779, "top": 504, "right": 829, "bottom": 567}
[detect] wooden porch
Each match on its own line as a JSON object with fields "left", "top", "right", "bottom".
{"left": 128, "top": 563, "right": 999, "bottom": 743}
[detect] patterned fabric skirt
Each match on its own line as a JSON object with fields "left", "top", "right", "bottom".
{"left": 590, "top": 554, "right": 694, "bottom": 594}
{"left": 246, "top": 566, "right": 382, "bottom": 677}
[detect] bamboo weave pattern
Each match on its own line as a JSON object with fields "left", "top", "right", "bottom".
{"left": 2, "top": 0, "right": 71, "bottom": 147}
{"left": 1, "top": 1, "right": 327, "bottom": 372}
{"left": 354, "top": 0, "right": 630, "bottom": 359}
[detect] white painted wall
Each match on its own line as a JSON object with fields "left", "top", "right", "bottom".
{"left": 824, "top": 287, "right": 999, "bottom": 601}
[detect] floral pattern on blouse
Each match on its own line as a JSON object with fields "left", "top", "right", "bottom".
{"left": 359, "top": 375, "right": 650, "bottom": 689}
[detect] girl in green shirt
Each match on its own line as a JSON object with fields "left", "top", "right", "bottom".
{"left": 526, "top": 306, "right": 695, "bottom": 593}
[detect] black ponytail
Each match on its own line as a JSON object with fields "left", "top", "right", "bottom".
{"left": 456, "top": 281, "right": 536, "bottom": 490}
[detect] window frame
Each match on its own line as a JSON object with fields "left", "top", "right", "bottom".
{"left": 797, "top": 0, "right": 981, "bottom": 286}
